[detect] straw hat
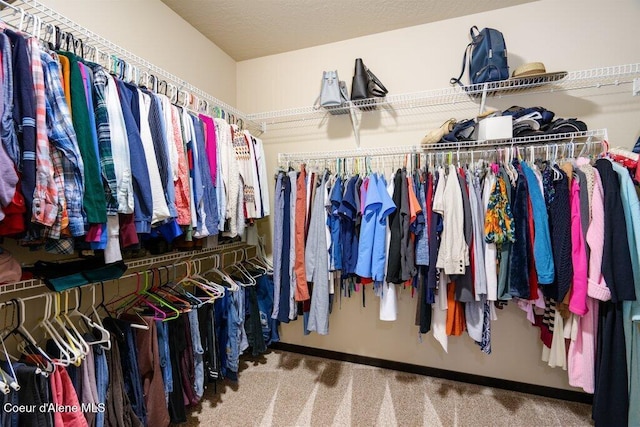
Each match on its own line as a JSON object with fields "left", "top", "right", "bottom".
{"left": 511, "top": 62, "right": 567, "bottom": 80}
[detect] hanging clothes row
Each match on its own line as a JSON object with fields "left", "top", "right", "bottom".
{"left": 0, "top": 246, "right": 277, "bottom": 427}
{"left": 272, "top": 139, "right": 640, "bottom": 426}
{"left": 0, "top": 21, "right": 269, "bottom": 262}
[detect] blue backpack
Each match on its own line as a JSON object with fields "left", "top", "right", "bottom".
{"left": 450, "top": 26, "right": 509, "bottom": 86}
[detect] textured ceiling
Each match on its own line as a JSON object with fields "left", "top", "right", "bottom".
{"left": 160, "top": 0, "right": 537, "bottom": 61}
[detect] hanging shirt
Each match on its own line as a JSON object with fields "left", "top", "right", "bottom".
{"left": 115, "top": 80, "right": 153, "bottom": 233}
{"left": 160, "top": 96, "right": 179, "bottom": 187}
{"left": 40, "top": 52, "right": 84, "bottom": 237}
{"left": 89, "top": 65, "right": 117, "bottom": 215}
{"left": 306, "top": 173, "right": 330, "bottom": 335}
{"left": 338, "top": 175, "right": 359, "bottom": 276}
{"left": 104, "top": 73, "right": 133, "bottom": 214}
{"left": 215, "top": 119, "right": 239, "bottom": 236}
{"left": 170, "top": 105, "right": 191, "bottom": 226}
{"left": 191, "top": 113, "right": 217, "bottom": 237}
{"left": 5, "top": 30, "right": 36, "bottom": 222}
{"left": 435, "top": 164, "right": 468, "bottom": 276}
{"left": 522, "top": 161, "right": 555, "bottom": 285}
{"left": 28, "top": 37, "right": 58, "bottom": 228}
{"left": 146, "top": 91, "right": 177, "bottom": 218}
{"left": 137, "top": 90, "right": 171, "bottom": 225}
{"left": 0, "top": 33, "right": 18, "bottom": 170}
{"left": 58, "top": 51, "right": 105, "bottom": 224}
{"left": 252, "top": 136, "right": 270, "bottom": 217}
{"left": 373, "top": 174, "right": 396, "bottom": 282}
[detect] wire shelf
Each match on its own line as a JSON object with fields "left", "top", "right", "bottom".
{"left": 0, "top": 242, "right": 249, "bottom": 297}
{"left": 277, "top": 129, "right": 608, "bottom": 166}
{"left": 251, "top": 63, "right": 640, "bottom": 130}
{"left": 0, "top": 0, "right": 261, "bottom": 132}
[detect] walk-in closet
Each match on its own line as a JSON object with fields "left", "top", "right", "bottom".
{"left": 0, "top": 0, "right": 638, "bottom": 426}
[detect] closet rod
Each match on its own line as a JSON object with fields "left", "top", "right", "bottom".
{"left": 278, "top": 145, "right": 419, "bottom": 164}
{"left": 0, "top": 242, "right": 249, "bottom": 297}
{"left": 277, "top": 129, "right": 608, "bottom": 165}
{"left": 0, "top": 0, "right": 260, "bottom": 131}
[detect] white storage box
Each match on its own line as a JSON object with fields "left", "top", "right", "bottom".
{"left": 477, "top": 116, "right": 513, "bottom": 140}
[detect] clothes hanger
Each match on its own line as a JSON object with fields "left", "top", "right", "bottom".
{"left": 35, "top": 294, "right": 73, "bottom": 366}
{"left": 177, "top": 260, "right": 222, "bottom": 301}
{"left": 94, "top": 281, "right": 125, "bottom": 343}
{"left": 111, "top": 273, "right": 164, "bottom": 324}
{"left": 60, "top": 292, "right": 91, "bottom": 358}
{"left": 0, "top": 333, "right": 16, "bottom": 394}
{"left": 138, "top": 270, "right": 181, "bottom": 322}
{"left": 50, "top": 293, "right": 85, "bottom": 365}
{"left": 3, "top": 298, "right": 55, "bottom": 376}
{"left": 0, "top": 309, "right": 19, "bottom": 392}
{"left": 205, "top": 255, "right": 239, "bottom": 291}
{"left": 69, "top": 287, "right": 111, "bottom": 349}
{"left": 164, "top": 264, "right": 212, "bottom": 306}
{"left": 151, "top": 268, "right": 194, "bottom": 311}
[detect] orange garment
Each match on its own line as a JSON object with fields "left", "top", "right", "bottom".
{"left": 57, "top": 54, "right": 72, "bottom": 114}
{"left": 294, "top": 165, "right": 310, "bottom": 301}
{"left": 407, "top": 176, "right": 422, "bottom": 224}
{"left": 446, "top": 281, "right": 466, "bottom": 336}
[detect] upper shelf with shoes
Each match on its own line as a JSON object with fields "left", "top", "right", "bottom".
{"left": 249, "top": 63, "right": 640, "bottom": 131}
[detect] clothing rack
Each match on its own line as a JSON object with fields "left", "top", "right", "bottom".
{"left": 0, "top": 242, "right": 252, "bottom": 297}
{"left": 277, "top": 129, "right": 609, "bottom": 168}
{"left": 0, "top": 243, "right": 257, "bottom": 309}
{"left": 0, "top": 0, "right": 261, "bottom": 132}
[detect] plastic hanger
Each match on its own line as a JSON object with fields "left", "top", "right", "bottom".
{"left": 5, "top": 298, "right": 57, "bottom": 373}
{"left": 34, "top": 294, "right": 72, "bottom": 366}
{"left": 52, "top": 292, "right": 87, "bottom": 364}
{"left": 47, "top": 293, "right": 84, "bottom": 366}
{"left": 0, "top": 329, "right": 19, "bottom": 393}
{"left": 61, "top": 292, "right": 91, "bottom": 358}
{"left": 69, "top": 287, "right": 111, "bottom": 350}
{"left": 115, "top": 273, "right": 164, "bottom": 324}
{"left": 205, "top": 256, "right": 239, "bottom": 291}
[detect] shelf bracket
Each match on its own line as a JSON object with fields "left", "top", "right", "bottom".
{"left": 479, "top": 83, "right": 489, "bottom": 114}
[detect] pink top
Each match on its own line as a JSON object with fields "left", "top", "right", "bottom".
{"left": 569, "top": 178, "right": 588, "bottom": 315}
{"left": 199, "top": 114, "right": 217, "bottom": 185}
{"left": 585, "top": 169, "right": 611, "bottom": 302}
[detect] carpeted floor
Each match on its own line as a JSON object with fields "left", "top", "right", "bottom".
{"left": 182, "top": 350, "right": 593, "bottom": 426}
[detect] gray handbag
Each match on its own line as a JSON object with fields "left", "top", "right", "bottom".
{"left": 316, "top": 70, "right": 349, "bottom": 115}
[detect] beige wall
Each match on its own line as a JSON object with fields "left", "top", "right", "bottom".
{"left": 37, "top": 0, "right": 237, "bottom": 106}
{"left": 238, "top": 0, "right": 640, "bottom": 390}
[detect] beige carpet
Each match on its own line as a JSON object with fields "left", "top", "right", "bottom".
{"left": 182, "top": 350, "right": 593, "bottom": 426}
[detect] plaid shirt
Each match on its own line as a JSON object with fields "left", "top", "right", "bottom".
{"left": 29, "top": 38, "right": 59, "bottom": 227}
{"left": 89, "top": 66, "right": 118, "bottom": 215}
{"left": 41, "top": 52, "right": 85, "bottom": 237}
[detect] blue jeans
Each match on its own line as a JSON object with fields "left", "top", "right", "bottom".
{"left": 156, "top": 320, "right": 173, "bottom": 397}
{"left": 187, "top": 310, "right": 204, "bottom": 399}
{"left": 256, "top": 274, "right": 279, "bottom": 345}
{"left": 93, "top": 345, "right": 109, "bottom": 427}
{"left": 226, "top": 290, "right": 243, "bottom": 380}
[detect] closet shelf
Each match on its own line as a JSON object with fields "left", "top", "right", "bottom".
{"left": 0, "top": 242, "right": 249, "bottom": 297}
{"left": 277, "top": 129, "right": 607, "bottom": 166}
{"left": 1, "top": 0, "right": 262, "bottom": 132}
{"left": 250, "top": 63, "right": 640, "bottom": 130}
